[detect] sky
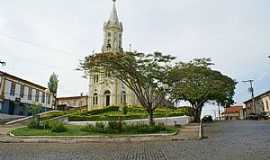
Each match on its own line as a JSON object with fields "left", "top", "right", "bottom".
{"left": 0, "top": 0, "right": 270, "bottom": 116}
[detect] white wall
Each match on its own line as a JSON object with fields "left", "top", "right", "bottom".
{"left": 3, "top": 78, "right": 53, "bottom": 108}
{"left": 68, "top": 116, "right": 193, "bottom": 126}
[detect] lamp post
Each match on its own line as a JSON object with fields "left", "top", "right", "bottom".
{"left": 242, "top": 80, "right": 256, "bottom": 113}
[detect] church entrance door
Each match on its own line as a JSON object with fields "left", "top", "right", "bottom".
{"left": 104, "top": 90, "right": 111, "bottom": 106}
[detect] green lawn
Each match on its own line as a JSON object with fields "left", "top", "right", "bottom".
{"left": 68, "top": 106, "right": 191, "bottom": 121}
{"left": 11, "top": 125, "right": 177, "bottom": 137}
{"left": 39, "top": 106, "right": 191, "bottom": 122}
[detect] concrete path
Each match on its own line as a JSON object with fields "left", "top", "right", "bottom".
{"left": 0, "top": 120, "right": 269, "bottom": 160}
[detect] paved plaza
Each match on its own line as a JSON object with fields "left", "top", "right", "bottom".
{"left": 0, "top": 120, "right": 270, "bottom": 160}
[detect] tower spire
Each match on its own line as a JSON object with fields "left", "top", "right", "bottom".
{"left": 102, "top": 0, "right": 123, "bottom": 53}
{"left": 109, "top": 0, "right": 119, "bottom": 24}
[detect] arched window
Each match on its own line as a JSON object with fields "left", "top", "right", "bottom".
{"left": 121, "top": 91, "right": 126, "bottom": 105}
{"left": 93, "top": 93, "right": 98, "bottom": 105}
{"left": 104, "top": 90, "right": 111, "bottom": 106}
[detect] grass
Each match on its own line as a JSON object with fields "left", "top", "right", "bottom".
{"left": 68, "top": 106, "right": 190, "bottom": 121}
{"left": 11, "top": 125, "right": 177, "bottom": 137}
{"left": 40, "top": 106, "right": 191, "bottom": 122}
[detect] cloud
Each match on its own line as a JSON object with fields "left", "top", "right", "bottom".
{"left": 1, "top": 0, "right": 270, "bottom": 102}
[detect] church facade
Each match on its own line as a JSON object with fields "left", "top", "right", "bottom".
{"left": 88, "top": 0, "right": 140, "bottom": 110}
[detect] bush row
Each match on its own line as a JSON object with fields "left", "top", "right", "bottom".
{"left": 68, "top": 114, "right": 146, "bottom": 121}
{"left": 80, "top": 121, "right": 170, "bottom": 134}
{"left": 81, "top": 106, "right": 120, "bottom": 116}
{"left": 28, "top": 118, "right": 67, "bottom": 133}
{"left": 68, "top": 111, "right": 185, "bottom": 121}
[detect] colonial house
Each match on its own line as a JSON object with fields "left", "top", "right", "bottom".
{"left": 88, "top": 0, "right": 140, "bottom": 110}
{"left": 221, "top": 105, "right": 245, "bottom": 120}
{"left": 243, "top": 90, "right": 270, "bottom": 115}
{"left": 0, "top": 71, "right": 54, "bottom": 116}
{"left": 56, "top": 95, "right": 88, "bottom": 110}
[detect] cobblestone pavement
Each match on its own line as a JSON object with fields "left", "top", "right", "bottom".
{"left": 1, "top": 120, "right": 270, "bottom": 160}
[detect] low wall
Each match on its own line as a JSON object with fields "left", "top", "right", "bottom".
{"left": 68, "top": 116, "right": 193, "bottom": 126}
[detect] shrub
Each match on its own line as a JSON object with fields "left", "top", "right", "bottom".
{"left": 108, "top": 121, "right": 119, "bottom": 130}
{"left": 80, "top": 124, "right": 95, "bottom": 132}
{"left": 41, "top": 112, "right": 65, "bottom": 120}
{"left": 68, "top": 115, "right": 107, "bottom": 121}
{"left": 84, "top": 106, "right": 120, "bottom": 115}
{"left": 49, "top": 121, "right": 67, "bottom": 133}
{"left": 122, "top": 106, "right": 128, "bottom": 115}
{"left": 95, "top": 122, "right": 105, "bottom": 132}
{"left": 125, "top": 123, "right": 167, "bottom": 134}
{"left": 28, "top": 118, "right": 42, "bottom": 129}
{"left": 166, "top": 112, "right": 184, "bottom": 117}
{"left": 108, "top": 120, "right": 124, "bottom": 132}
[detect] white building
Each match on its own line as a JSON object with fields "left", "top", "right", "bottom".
{"left": 0, "top": 71, "right": 54, "bottom": 116}
{"left": 244, "top": 90, "right": 270, "bottom": 114}
{"left": 57, "top": 95, "right": 88, "bottom": 110}
{"left": 88, "top": 0, "right": 140, "bottom": 110}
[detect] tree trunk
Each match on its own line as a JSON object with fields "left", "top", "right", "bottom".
{"left": 148, "top": 109, "right": 155, "bottom": 126}
{"left": 193, "top": 106, "right": 202, "bottom": 123}
{"left": 53, "top": 93, "right": 57, "bottom": 110}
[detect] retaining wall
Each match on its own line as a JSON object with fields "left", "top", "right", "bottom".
{"left": 68, "top": 116, "right": 193, "bottom": 126}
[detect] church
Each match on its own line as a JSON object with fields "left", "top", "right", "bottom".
{"left": 88, "top": 0, "right": 140, "bottom": 110}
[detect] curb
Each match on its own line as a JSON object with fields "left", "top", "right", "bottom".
{"left": 1, "top": 124, "right": 202, "bottom": 144}
{"left": 3, "top": 130, "right": 180, "bottom": 144}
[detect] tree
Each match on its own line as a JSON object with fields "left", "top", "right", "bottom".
{"left": 27, "top": 103, "right": 42, "bottom": 129}
{"left": 48, "top": 73, "right": 59, "bottom": 108}
{"left": 79, "top": 52, "right": 175, "bottom": 125}
{"left": 168, "top": 58, "right": 236, "bottom": 122}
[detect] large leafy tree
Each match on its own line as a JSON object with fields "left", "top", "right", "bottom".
{"left": 48, "top": 73, "right": 59, "bottom": 108}
{"left": 79, "top": 52, "right": 175, "bottom": 125}
{"left": 168, "top": 58, "right": 236, "bottom": 122}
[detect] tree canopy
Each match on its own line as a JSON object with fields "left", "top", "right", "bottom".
{"left": 79, "top": 51, "right": 175, "bottom": 124}
{"left": 48, "top": 72, "right": 59, "bottom": 95}
{"left": 168, "top": 58, "right": 236, "bottom": 122}
{"left": 48, "top": 72, "right": 59, "bottom": 108}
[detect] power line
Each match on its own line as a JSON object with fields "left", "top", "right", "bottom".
{"left": 0, "top": 33, "right": 80, "bottom": 57}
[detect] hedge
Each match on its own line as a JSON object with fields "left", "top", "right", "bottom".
{"left": 68, "top": 114, "right": 147, "bottom": 121}
{"left": 81, "top": 106, "right": 120, "bottom": 116}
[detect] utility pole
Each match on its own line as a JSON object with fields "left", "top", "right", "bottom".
{"left": 242, "top": 80, "right": 256, "bottom": 113}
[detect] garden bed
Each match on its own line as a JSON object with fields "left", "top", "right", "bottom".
{"left": 11, "top": 125, "right": 177, "bottom": 137}
{"left": 68, "top": 106, "right": 190, "bottom": 121}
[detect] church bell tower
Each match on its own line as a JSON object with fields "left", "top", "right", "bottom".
{"left": 102, "top": 0, "right": 123, "bottom": 53}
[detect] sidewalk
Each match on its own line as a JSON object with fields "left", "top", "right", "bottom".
{"left": 0, "top": 124, "right": 201, "bottom": 144}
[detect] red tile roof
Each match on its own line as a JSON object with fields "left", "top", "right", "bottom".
{"left": 222, "top": 106, "right": 243, "bottom": 114}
